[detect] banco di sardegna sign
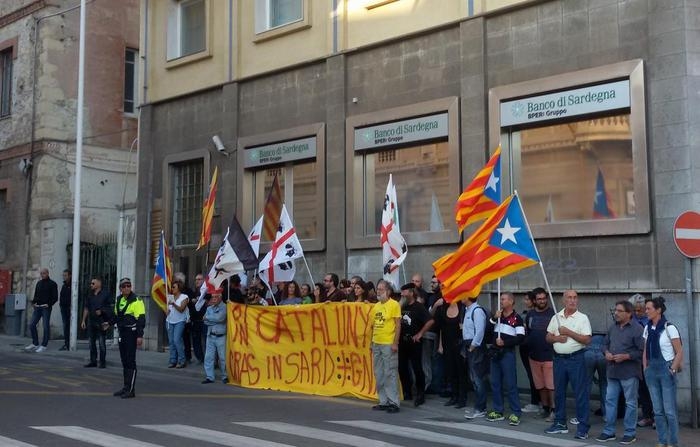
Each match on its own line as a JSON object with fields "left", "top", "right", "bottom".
{"left": 226, "top": 302, "right": 378, "bottom": 400}
{"left": 500, "top": 79, "right": 630, "bottom": 126}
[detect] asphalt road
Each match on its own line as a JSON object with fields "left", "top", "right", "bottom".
{"left": 0, "top": 338, "right": 696, "bottom": 447}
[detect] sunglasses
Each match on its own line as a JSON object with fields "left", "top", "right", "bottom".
{"left": 120, "top": 284, "right": 132, "bottom": 288}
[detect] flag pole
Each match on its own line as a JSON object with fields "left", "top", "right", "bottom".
{"left": 301, "top": 256, "right": 315, "bottom": 286}
{"left": 513, "top": 190, "right": 560, "bottom": 326}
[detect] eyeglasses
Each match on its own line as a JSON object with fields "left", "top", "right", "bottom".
{"left": 120, "top": 284, "right": 132, "bottom": 288}
{"left": 614, "top": 308, "right": 629, "bottom": 313}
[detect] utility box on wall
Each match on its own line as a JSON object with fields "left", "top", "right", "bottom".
{"left": 4, "top": 293, "right": 25, "bottom": 336}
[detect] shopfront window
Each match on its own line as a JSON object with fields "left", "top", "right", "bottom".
{"left": 490, "top": 60, "right": 650, "bottom": 238}
{"left": 514, "top": 114, "right": 633, "bottom": 224}
{"left": 238, "top": 123, "right": 325, "bottom": 251}
{"left": 347, "top": 97, "right": 461, "bottom": 249}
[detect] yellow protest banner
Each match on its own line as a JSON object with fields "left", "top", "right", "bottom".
{"left": 227, "top": 302, "right": 378, "bottom": 400}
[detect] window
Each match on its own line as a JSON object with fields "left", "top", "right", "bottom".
{"left": 0, "top": 189, "right": 6, "bottom": 261}
{"left": 513, "top": 115, "right": 633, "bottom": 224}
{"left": 0, "top": 48, "right": 12, "bottom": 117}
{"left": 251, "top": 163, "right": 319, "bottom": 241}
{"left": 255, "top": 0, "right": 303, "bottom": 33}
{"left": 172, "top": 160, "right": 204, "bottom": 246}
{"left": 238, "top": 123, "right": 326, "bottom": 251}
{"left": 123, "top": 48, "right": 138, "bottom": 115}
{"left": 489, "top": 59, "right": 650, "bottom": 238}
{"left": 347, "top": 97, "right": 461, "bottom": 249}
{"left": 167, "top": 0, "right": 207, "bottom": 61}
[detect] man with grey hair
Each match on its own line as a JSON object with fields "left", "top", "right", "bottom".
{"left": 24, "top": 268, "right": 58, "bottom": 353}
{"left": 370, "top": 279, "right": 402, "bottom": 413}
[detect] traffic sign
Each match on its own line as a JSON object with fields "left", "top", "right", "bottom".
{"left": 673, "top": 211, "right": 700, "bottom": 258}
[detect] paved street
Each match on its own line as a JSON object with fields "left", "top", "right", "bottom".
{"left": 0, "top": 334, "right": 697, "bottom": 447}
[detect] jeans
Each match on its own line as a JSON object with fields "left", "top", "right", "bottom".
{"left": 166, "top": 321, "right": 186, "bottom": 365}
{"left": 645, "top": 358, "right": 679, "bottom": 446}
{"left": 553, "top": 350, "right": 590, "bottom": 434}
{"left": 465, "top": 345, "right": 488, "bottom": 412}
{"left": 603, "top": 377, "right": 639, "bottom": 438}
{"left": 204, "top": 333, "right": 227, "bottom": 381}
{"left": 421, "top": 335, "right": 435, "bottom": 391}
{"left": 491, "top": 349, "right": 521, "bottom": 415}
{"left": 585, "top": 335, "right": 607, "bottom": 414}
{"left": 60, "top": 305, "right": 70, "bottom": 348}
{"left": 87, "top": 321, "right": 107, "bottom": 364}
{"left": 29, "top": 306, "right": 52, "bottom": 347}
{"left": 372, "top": 343, "right": 400, "bottom": 407}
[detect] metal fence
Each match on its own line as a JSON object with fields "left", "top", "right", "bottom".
{"left": 67, "top": 234, "right": 117, "bottom": 339}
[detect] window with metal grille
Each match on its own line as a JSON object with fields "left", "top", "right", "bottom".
{"left": 0, "top": 48, "right": 12, "bottom": 117}
{"left": 377, "top": 150, "right": 396, "bottom": 163}
{"left": 172, "top": 160, "right": 204, "bottom": 246}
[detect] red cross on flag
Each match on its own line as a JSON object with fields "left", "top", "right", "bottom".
{"left": 259, "top": 205, "right": 304, "bottom": 286}
{"left": 381, "top": 174, "right": 408, "bottom": 289}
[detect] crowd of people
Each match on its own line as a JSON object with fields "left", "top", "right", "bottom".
{"left": 19, "top": 267, "right": 685, "bottom": 446}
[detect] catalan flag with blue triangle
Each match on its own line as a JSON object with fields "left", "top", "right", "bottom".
{"left": 151, "top": 230, "right": 172, "bottom": 313}
{"left": 435, "top": 194, "right": 539, "bottom": 302}
{"left": 593, "top": 167, "right": 616, "bottom": 219}
{"left": 455, "top": 146, "right": 502, "bottom": 233}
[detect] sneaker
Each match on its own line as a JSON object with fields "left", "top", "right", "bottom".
{"left": 508, "top": 414, "right": 521, "bottom": 426}
{"left": 545, "top": 423, "right": 569, "bottom": 434}
{"left": 486, "top": 411, "right": 505, "bottom": 422}
{"left": 59, "top": 345, "right": 68, "bottom": 351}
{"left": 545, "top": 411, "right": 555, "bottom": 422}
{"left": 222, "top": 378, "right": 229, "bottom": 384}
{"left": 569, "top": 417, "right": 580, "bottom": 425}
{"left": 386, "top": 405, "right": 400, "bottom": 413}
{"left": 619, "top": 436, "right": 636, "bottom": 445}
{"left": 637, "top": 418, "right": 653, "bottom": 427}
{"left": 596, "top": 433, "right": 616, "bottom": 442}
{"left": 201, "top": 378, "right": 214, "bottom": 384}
{"left": 465, "top": 409, "right": 486, "bottom": 419}
{"left": 523, "top": 404, "right": 541, "bottom": 413}
{"left": 574, "top": 432, "right": 588, "bottom": 440}
{"left": 35, "top": 346, "right": 47, "bottom": 353}
{"left": 23, "top": 344, "right": 38, "bottom": 352}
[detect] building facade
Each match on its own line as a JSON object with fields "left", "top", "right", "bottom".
{"left": 0, "top": 0, "right": 139, "bottom": 336}
{"left": 137, "top": 0, "right": 699, "bottom": 411}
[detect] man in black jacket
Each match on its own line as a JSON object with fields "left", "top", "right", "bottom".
{"left": 25, "top": 268, "right": 58, "bottom": 352}
{"left": 59, "top": 269, "right": 71, "bottom": 350}
{"left": 81, "top": 275, "right": 114, "bottom": 368}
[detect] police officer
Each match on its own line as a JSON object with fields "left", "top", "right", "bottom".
{"left": 112, "top": 278, "right": 145, "bottom": 399}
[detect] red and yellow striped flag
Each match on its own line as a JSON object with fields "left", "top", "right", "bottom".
{"left": 197, "top": 166, "right": 218, "bottom": 250}
{"left": 436, "top": 194, "right": 539, "bottom": 302}
{"left": 455, "top": 146, "right": 501, "bottom": 233}
{"left": 151, "top": 230, "right": 173, "bottom": 313}
{"left": 263, "top": 174, "right": 283, "bottom": 242}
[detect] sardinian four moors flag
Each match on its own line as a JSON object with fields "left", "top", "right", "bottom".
{"left": 248, "top": 215, "right": 263, "bottom": 257}
{"left": 259, "top": 205, "right": 304, "bottom": 286}
{"left": 381, "top": 174, "right": 408, "bottom": 289}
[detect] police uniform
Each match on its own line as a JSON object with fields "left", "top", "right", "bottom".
{"left": 113, "top": 278, "right": 145, "bottom": 398}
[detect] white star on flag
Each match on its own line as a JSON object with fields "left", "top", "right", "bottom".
{"left": 496, "top": 219, "right": 521, "bottom": 244}
{"left": 486, "top": 171, "right": 500, "bottom": 192}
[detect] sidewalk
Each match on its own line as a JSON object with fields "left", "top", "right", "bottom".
{"left": 2, "top": 333, "right": 697, "bottom": 445}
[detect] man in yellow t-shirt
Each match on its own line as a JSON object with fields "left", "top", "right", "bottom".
{"left": 371, "top": 279, "right": 402, "bottom": 413}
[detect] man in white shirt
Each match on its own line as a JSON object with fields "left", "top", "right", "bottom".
{"left": 544, "top": 290, "right": 592, "bottom": 440}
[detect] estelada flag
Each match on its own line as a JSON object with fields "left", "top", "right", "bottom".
{"left": 455, "top": 146, "right": 501, "bottom": 233}
{"left": 197, "top": 166, "right": 218, "bottom": 250}
{"left": 151, "top": 230, "right": 172, "bottom": 313}
{"left": 263, "top": 174, "right": 283, "bottom": 242}
{"left": 593, "top": 167, "right": 616, "bottom": 219}
{"left": 436, "top": 194, "right": 539, "bottom": 302}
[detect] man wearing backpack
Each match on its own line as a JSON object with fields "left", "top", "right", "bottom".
{"left": 463, "top": 296, "right": 490, "bottom": 420}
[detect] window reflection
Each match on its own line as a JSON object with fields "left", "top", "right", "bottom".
{"left": 518, "top": 114, "right": 633, "bottom": 224}
{"left": 362, "top": 142, "right": 453, "bottom": 235}
{"left": 252, "top": 162, "right": 318, "bottom": 240}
